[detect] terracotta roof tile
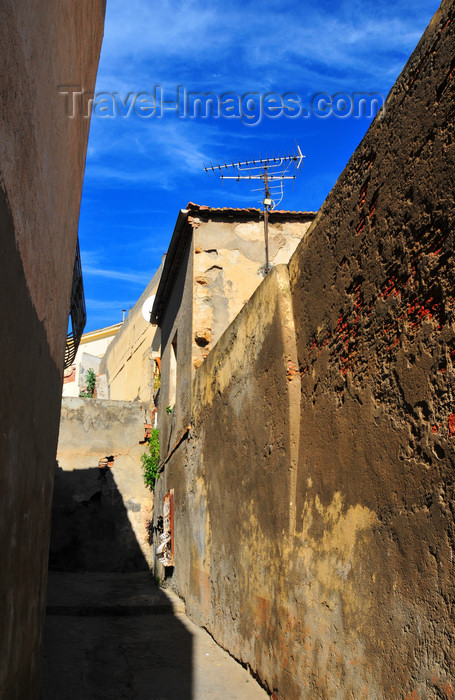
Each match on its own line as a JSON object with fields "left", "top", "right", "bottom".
{"left": 186, "top": 202, "right": 317, "bottom": 216}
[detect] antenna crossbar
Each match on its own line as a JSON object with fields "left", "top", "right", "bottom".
{"left": 204, "top": 145, "right": 305, "bottom": 273}
{"left": 220, "top": 175, "right": 296, "bottom": 180}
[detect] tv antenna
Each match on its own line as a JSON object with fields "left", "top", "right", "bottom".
{"left": 204, "top": 145, "right": 305, "bottom": 273}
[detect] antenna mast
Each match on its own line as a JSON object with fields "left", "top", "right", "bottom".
{"left": 204, "top": 145, "right": 305, "bottom": 273}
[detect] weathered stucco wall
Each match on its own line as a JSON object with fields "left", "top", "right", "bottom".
{"left": 52, "top": 398, "right": 154, "bottom": 571}
{"left": 99, "top": 263, "right": 163, "bottom": 401}
{"left": 155, "top": 2, "right": 455, "bottom": 698}
{"left": 155, "top": 263, "right": 301, "bottom": 629}
{"left": 191, "top": 210, "right": 314, "bottom": 369}
{"left": 287, "top": 1, "right": 455, "bottom": 696}
{"left": 157, "top": 208, "right": 313, "bottom": 448}
{"left": 0, "top": 3, "right": 105, "bottom": 698}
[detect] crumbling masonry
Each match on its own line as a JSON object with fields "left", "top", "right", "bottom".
{"left": 153, "top": 2, "right": 455, "bottom": 697}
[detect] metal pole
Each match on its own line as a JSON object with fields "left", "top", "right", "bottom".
{"left": 264, "top": 168, "right": 270, "bottom": 273}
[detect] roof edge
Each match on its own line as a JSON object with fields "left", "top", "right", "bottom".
{"left": 186, "top": 202, "right": 317, "bottom": 217}
{"left": 151, "top": 209, "right": 189, "bottom": 325}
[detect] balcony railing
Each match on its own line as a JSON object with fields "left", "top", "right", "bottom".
{"left": 64, "top": 239, "right": 86, "bottom": 369}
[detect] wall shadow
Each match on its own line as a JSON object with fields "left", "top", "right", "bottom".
{"left": 42, "top": 464, "right": 192, "bottom": 699}
{"left": 49, "top": 463, "right": 148, "bottom": 572}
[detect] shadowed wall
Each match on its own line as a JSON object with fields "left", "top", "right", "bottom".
{"left": 0, "top": 3, "right": 105, "bottom": 697}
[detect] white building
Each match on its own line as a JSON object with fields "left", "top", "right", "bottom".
{"left": 62, "top": 322, "right": 122, "bottom": 397}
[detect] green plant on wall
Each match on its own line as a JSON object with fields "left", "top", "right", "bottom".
{"left": 141, "top": 428, "right": 160, "bottom": 491}
{"left": 80, "top": 368, "right": 96, "bottom": 398}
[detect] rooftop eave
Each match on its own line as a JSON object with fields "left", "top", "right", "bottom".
{"left": 186, "top": 202, "right": 317, "bottom": 219}
{"left": 151, "top": 209, "right": 189, "bottom": 325}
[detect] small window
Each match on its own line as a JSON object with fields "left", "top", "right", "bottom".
{"left": 169, "top": 332, "right": 177, "bottom": 407}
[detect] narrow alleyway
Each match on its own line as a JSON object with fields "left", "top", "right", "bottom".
{"left": 40, "top": 572, "right": 268, "bottom": 699}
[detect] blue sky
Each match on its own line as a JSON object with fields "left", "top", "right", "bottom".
{"left": 79, "top": 0, "right": 441, "bottom": 331}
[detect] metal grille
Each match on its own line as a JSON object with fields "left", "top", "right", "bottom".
{"left": 64, "top": 239, "right": 86, "bottom": 369}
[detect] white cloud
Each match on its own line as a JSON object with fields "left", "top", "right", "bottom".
{"left": 96, "top": 0, "right": 439, "bottom": 95}
{"left": 83, "top": 265, "right": 151, "bottom": 285}
{"left": 83, "top": 0, "right": 439, "bottom": 191}
{"left": 85, "top": 298, "right": 137, "bottom": 310}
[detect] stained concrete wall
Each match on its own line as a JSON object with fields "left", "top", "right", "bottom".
{"left": 155, "top": 265, "right": 304, "bottom": 693}
{"left": 99, "top": 263, "right": 163, "bottom": 402}
{"left": 0, "top": 3, "right": 105, "bottom": 698}
{"left": 287, "top": 1, "right": 455, "bottom": 695}
{"left": 154, "top": 2, "right": 455, "bottom": 698}
{"left": 190, "top": 207, "right": 314, "bottom": 369}
{"left": 52, "top": 398, "right": 154, "bottom": 571}
{"left": 158, "top": 208, "right": 314, "bottom": 454}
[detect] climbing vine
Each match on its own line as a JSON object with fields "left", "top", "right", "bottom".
{"left": 141, "top": 428, "right": 160, "bottom": 491}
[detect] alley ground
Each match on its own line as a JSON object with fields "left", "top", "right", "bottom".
{"left": 40, "top": 572, "right": 268, "bottom": 699}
